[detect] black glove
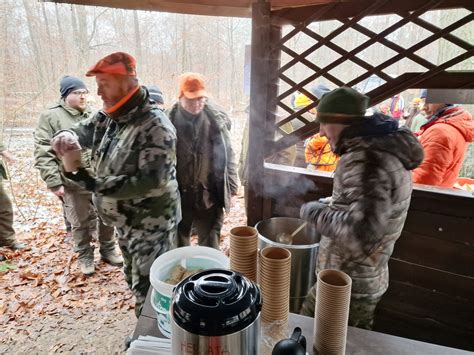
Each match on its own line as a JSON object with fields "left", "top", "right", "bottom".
{"left": 64, "top": 168, "right": 96, "bottom": 192}
{"left": 300, "top": 201, "right": 327, "bottom": 222}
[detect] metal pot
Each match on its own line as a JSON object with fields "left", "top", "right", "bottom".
{"left": 256, "top": 217, "right": 320, "bottom": 313}
{"left": 171, "top": 269, "right": 262, "bottom": 354}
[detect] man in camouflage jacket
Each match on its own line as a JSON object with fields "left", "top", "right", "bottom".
{"left": 300, "top": 88, "right": 424, "bottom": 329}
{"left": 51, "top": 52, "right": 180, "bottom": 317}
{"left": 0, "top": 138, "right": 25, "bottom": 250}
{"left": 167, "top": 73, "right": 238, "bottom": 249}
{"left": 34, "top": 76, "right": 121, "bottom": 275}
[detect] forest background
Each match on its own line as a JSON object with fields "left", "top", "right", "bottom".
{"left": 0, "top": 2, "right": 472, "bottom": 353}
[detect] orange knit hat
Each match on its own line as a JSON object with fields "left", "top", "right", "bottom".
{"left": 86, "top": 52, "right": 137, "bottom": 77}
{"left": 178, "top": 72, "right": 207, "bottom": 99}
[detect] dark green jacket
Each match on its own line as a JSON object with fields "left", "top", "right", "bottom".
{"left": 167, "top": 103, "right": 238, "bottom": 212}
{"left": 34, "top": 100, "right": 93, "bottom": 189}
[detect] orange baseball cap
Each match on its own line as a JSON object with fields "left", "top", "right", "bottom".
{"left": 179, "top": 72, "right": 207, "bottom": 99}
{"left": 86, "top": 52, "right": 137, "bottom": 77}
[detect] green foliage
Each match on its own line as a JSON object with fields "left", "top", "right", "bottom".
{"left": 0, "top": 261, "right": 17, "bottom": 273}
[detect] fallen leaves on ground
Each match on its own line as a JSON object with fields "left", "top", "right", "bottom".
{"left": 0, "top": 123, "right": 247, "bottom": 351}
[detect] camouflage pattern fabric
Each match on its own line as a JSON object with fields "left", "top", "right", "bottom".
{"left": 302, "top": 126, "right": 423, "bottom": 320}
{"left": 67, "top": 87, "right": 180, "bottom": 315}
{"left": 117, "top": 226, "right": 175, "bottom": 317}
{"left": 0, "top": 181, "right": 16, "bottom": 247}
{"left": 300, "top": 284, "right": 379, "bottom": 330}
{"left": 34, "top": 100, "right": 93, "bottom": 189}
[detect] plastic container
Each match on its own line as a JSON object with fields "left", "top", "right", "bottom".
{"left": 149, "top": 246, "right": 229, "bottom": 338}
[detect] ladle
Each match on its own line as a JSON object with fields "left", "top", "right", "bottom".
{"left": 276, "top": 221, "right": 307, "bottom": 245}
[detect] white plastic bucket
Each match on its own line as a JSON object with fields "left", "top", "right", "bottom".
{"left": 149, "top": 246, "right": 229, "bottom": 338}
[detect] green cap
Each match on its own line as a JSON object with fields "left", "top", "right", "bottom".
{"left": 317, "top": 87, "right": 369, "bottom": 124}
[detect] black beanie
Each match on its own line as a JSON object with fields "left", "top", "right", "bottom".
{"left": 147, "top": 85, "right": 164, "bottom": 105}
{"left": 60, "top": 76, "right": 87, "bottom": 98}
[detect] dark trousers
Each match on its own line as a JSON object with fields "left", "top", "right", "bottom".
{"left": 177, "top": 203, "right": 224, "bottom": 250}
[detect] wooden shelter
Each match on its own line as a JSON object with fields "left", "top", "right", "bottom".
{"left": 45, "top": 0, "right": 474, "bottom": 351}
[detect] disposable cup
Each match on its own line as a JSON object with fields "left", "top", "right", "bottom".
{"left": 62, "top": 149, "right": 82, "bottom": 172}
{"left": 314, "top": 269, "right": 352, "bottom": 355}
{"left": 229, "top": 226, "right": 258, "bottom": 281}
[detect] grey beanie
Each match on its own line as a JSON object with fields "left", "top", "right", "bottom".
{"left": 60, "top": 76, "right": 87, "bottom": 98}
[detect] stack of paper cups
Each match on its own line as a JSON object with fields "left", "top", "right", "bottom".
{"left": 314, "top": 269, "right": 352, "bottom": 355}
{"left": 259, "top": 246, "right": 291, "bottom": 323}
{"left": 229, "top": 226, "right": 258, "bottom": 282}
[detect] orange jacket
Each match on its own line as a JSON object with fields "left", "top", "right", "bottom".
{"left": 413, "top": 106, "right": 474, "bottom": 187}
{"left": 305, "top": 134, "right": 339, "bottom": 172}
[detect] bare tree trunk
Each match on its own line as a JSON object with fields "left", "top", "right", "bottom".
{"left": 22, "top": 0, "right": 45, "bottom": 88}
{"left": 216, "top": 18, "right": 221, "bottom": 100}
{"left": 54, "top": 3, "right": 68, "bottom": 73}
{"left": 75, "top": 5, "right": 89, "bottom": 71}
{"left": 41, "top": 2, "right": 56, "bottom": 79}
{"left": 0, "top": 1, "right": 8, "bottom": 131}
{"left": 70, "top": 4, "right": 80, "bottom": 70}
{"left": 181, "top": 15, "right": 187, "bottom": 72}
{"left": 133, "top": 10, "right": 143, "bottom": 71}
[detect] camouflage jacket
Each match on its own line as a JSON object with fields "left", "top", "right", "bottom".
{"left": 34, "top": 100, "right": 93, "bottom": 189}
{"left": 310, "top": 124, "right": 423, "bottom": 300}
{"left": 68, "top": 87, "right": 180, "bottom": 232}
{"left": 167, "top": 102, "right": 238, "bottom": 212}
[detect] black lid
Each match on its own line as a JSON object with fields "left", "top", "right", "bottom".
{"left": 171, "top": 269, "right": 262, "bottom": 336}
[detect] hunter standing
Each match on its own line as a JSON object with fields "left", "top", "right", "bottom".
{"left": 34, "top": 76, "right": 122, "bottom": 275}
{"left": 51, "top": 53, "right": 180, "bottom": 317}
{"left": 167, "top": 73, "right": 238, "bottom": 249}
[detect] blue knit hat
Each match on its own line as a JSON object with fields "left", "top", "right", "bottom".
{"left": 60, "top": 76, "right": 87, "bottom": 98}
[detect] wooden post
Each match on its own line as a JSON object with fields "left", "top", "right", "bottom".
{"left": 247, "top": 0, "right": 279, "bottom": 226}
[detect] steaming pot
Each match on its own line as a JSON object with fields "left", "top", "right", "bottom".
{"left": 171, "top": 269, "right": 262, "bottom": 354}
{"left": 256, "top": 217, "right": 320, "bottom": 313}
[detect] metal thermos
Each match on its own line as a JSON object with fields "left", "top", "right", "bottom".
{"left": 171, "top": 269, "right": 262, "bottom": 354}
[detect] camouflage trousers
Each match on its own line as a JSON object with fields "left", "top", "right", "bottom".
{"left": 0, "top": 180, "right": 16, "bottom": 247}
{"left": 300, "top": 283, "right": 380, "bottom": 330}
{"left": 116, "top": 226, "right": 176, "bottom": 317}
{"left": 63, "top": 188, "right": 115, "bottom": 257}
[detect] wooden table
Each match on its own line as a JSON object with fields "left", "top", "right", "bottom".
{"left": 134, "top": 288, "right": 471, "bottom": 354}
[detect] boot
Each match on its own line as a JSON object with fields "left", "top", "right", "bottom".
{"left": 100, "top": 247, "right": 123, "bottom": 267}
{"left": 78, "top": 252, "right": 95, "bottom": 276}
{"left": 10, "top": 241, "right": 26, "bottom": 250}
{"left": 0, "top": 240, "right": 26, "bottom": 250}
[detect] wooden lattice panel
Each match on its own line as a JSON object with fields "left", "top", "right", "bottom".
{"left": 267, "top": 0, "right": 474, "bottom": 154}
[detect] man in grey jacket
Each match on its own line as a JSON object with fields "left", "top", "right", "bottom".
{"left": 167, "top": 73, "right": 238, "bottom": 249}
{"left": 300, "top": 87, "right": 424, "bottom": 329}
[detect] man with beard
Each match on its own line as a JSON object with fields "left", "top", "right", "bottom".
{"left": 51, "top": 52, "right": 180, "bottom": 317}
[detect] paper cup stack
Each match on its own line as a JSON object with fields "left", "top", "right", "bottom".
{"left": 313, "top": 269, "right": 352, "bottom": 355}
{"left": 229, "top": 226, "right": 258, "bottom": 282}
{"left": 258, "top": 246, "right": 291, "bottom": 323}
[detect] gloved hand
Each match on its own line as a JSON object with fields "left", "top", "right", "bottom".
{"left": 300, "top": 201, "right": 327, "bottom": 222}
{"left": 63, "top": 168, "right": 96, "bottom": 192}
{"left": 51, "top": 131, "right": 81, "bottom": 156}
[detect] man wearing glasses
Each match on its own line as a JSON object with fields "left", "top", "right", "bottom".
{"left": 34, "top": 75, "right": 122, "bottom": 275}
{"left": 167, "top": 73, "right": 238, "bottom": 249}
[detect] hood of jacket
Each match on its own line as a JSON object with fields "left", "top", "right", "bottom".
{"left": 337, "top": 113, "right": 424, "bottom": 171}
{"left": 421, "top": 106, "right": 474, "bottom": 143}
